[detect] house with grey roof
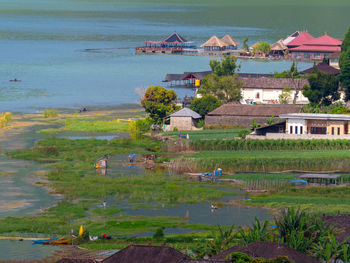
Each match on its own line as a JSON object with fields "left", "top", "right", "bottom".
{"left": 163, "top": 108, "right": 202, "bottom": 131}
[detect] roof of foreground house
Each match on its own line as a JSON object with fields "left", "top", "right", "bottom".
{"left": 102, "top": 245, "right": 190, "bottom": 263}
{"left": 211, "top": 241, "right": 320, "bottom": 263}
{"left": 221, "top": 34, "right": 240, "bottom": 46}
{"left": 170, "top": 108, "right": 201, "bottom": 119}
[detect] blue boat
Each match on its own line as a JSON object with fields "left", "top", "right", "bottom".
{"left": 32, "top": 238, "right": 58, "bottom": 244}
{"left": 290, "top": 179, "right": 307, "bottom": 184}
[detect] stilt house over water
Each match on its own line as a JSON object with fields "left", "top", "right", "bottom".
{"left": 136, "top": 31, "right": 192, "bottom": 54}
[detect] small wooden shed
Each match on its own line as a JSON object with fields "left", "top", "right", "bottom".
{"left": 164, "top": 108, "right": 201, "bottom": 131}
{"left": 299, "top": 173, "right": 343, "bottom": 185}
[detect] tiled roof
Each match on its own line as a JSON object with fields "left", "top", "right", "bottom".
{"left": 301, "top": 62, "right": 340, "bottom": 75}
{"left": 239, "top": 77, "right": 308, "bottom": 90}
{"left": 102, "top": 245, "right": 189, "bottom": 263}
{"left": 289, "top": 45, "right": 341, "bottom": 52}
{"left": 279, "top": 113, "right": 350, "bottom": 121}
{"left": 305, "top": 34, "right": 342, "bottom": 46}
{"left": 170, "top": 108, "right": 201, "bottom": 119}
{"left": 207, "top": 104, "right": 301, "bottom": 117}
{"left": 287, "top": 32, "right": 315, "bottom": 47}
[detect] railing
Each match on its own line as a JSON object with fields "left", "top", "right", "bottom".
{"left": 135, "top": 46, "right": 183, "bottom": 52}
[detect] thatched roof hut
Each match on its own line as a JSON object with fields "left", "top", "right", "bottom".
{"left": 270, "top": 39, "right": 287, "bottom": 52}
{"left": 221, "top": 34, "right": 240, "bottom": 47}
{"left": 200, "top": 35, "right": 228, "bottom": 51}
{"left": 211, "top": 241, "right": 320, "bottom": 263}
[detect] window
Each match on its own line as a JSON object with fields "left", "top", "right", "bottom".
{"left": 338, "top": 127, "right": 340, "bottom": 135}
{"left": 295, "top": 126, "right": 298, "bottom": 134}
{"left": 290, "top": 126, "right": 293, "bottom": 134}
{"left": 300, "top": 126, "right": 303, "bottom": 134}
{"left": 311, "top": 127, "right": 327, "bottom": 135}
{"left": 332, "top": 127, "right": 334, "bottom": 135}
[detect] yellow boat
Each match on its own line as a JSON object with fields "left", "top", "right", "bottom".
{"left": 44, "top": 237, "right": 71, "bottom": 245}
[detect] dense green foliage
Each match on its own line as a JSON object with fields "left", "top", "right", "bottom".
{"left": 302, "top": 66, "right": 340, "bottom": 106}
{"left": 200, "top": 55, "right": 243, "bottom": 103}
{"left": 209, "top": 55, "right": 239, "bottom": 76}
{"left": 200, "top": 74, "right": 243, "bottom": 103}
{"left": 252, "top": 41, "right": 271, "bottom": 55}
{"left": 278, "top": 88, "right": 292, "bottom": 104}
{"left": 141, "top": 86, "right": 178, "bottom": 124}
{"left": 43, "top": 109, "right": 58, "bottom": 118}
{"left": 301, "top": 102, "right": 349, "bottom": 114}
{"left": 190, "top": 95, "right": 221, "bottom": 117}
{"left": 243, "top": 37, "right": 249, "bottom": 51}
{"left": 339, "top": 27, "right": 350, "bottom": 100}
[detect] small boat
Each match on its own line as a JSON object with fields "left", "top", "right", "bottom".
{"left": 32, "top": 238, "right": 58, "bottom": 244}
{"left": 210, "top": 203, "right": 218, "bottom": 210}
{"left": 44, "top": 237, "right": 71, "bottom": 245}
{"left": 9, "top": 79, "right": 21, "bottom": 82}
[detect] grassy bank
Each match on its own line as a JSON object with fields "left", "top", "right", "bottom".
{"left": 163, "top": 128, "right": 244, "bottom": 140}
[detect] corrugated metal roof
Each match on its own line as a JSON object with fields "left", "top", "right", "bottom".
{"left": 170, "top": 108, "right": 201, "bottom": 119}
{"left": 280, "top": 113, "right": 350, "bottom": 121}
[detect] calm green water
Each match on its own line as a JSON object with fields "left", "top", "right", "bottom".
{"left": 1, "top": 0, "right": 348, "bottom": 112}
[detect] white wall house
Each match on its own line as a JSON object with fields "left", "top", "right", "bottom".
{"left": 239, "top": 77, "right": 309, "bottom": 105}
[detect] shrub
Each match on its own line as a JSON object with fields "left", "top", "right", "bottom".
{"left": 43, "top": 109, "right": 58, "bottom": 118}
{"left": 226, "top": 252, "right": 252, "bottom": 262}
{"left": 0, "top": 112, "right": 12, "bottom": 128}
{"left": 152, "top": 227, "right": 164, "bottom": 240}
{"left": 130, "top": 118, "right": 153, "bottom": 132}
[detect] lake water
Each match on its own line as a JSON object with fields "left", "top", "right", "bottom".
{"left": 1, "top": 0, "right": 349, "bottom": 112}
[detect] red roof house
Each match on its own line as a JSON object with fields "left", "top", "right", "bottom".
{"left": 286, "top": 32, "right": 315, "bottom": 48}
{"left": 289, "top": 33, "right": 342, "bottom": 60}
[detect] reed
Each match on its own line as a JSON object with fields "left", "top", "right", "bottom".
{"left": 43, "top": 109, "right": 58, "bottom": 118}
{"left": 0, "top": 112, "right": 12, "bottom": 128}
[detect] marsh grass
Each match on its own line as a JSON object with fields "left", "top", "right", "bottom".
{"left": 190, "top": 139, "right": 350, "bottom": 151}
{"left": 40, "top": 117, "right": 131, "bottom": 133}
{"left": 177, "top": 150, "right": 350, "bottom": 172}
{"left": 43, "top": 109, "right": 58, "bottom": 118}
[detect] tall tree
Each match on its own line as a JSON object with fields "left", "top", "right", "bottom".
{"left": 141, "top": 86, "right": 178, "bottom": 124}
{"left": 243, "top": 37, "right": 249, "bottom": 51}
{"left": 252, "top": 41, "right": 271, "bottom": 56}
{"left": 201, "top": 55, "right": 243, "bottom": 103}
{"left": 200, "top": 74, "right": 243, "bottom": 103}
{"left": 190, "top": 95, "right": 221, "bottom": 117}
{"left": 302, "top": 67, "right": 340, "bottom": 106}
{"left": 209, "top": 55, "right": 238, "bottom": 76}
{"left": 339, "top": 26, "right": 350, "bottom": 101}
